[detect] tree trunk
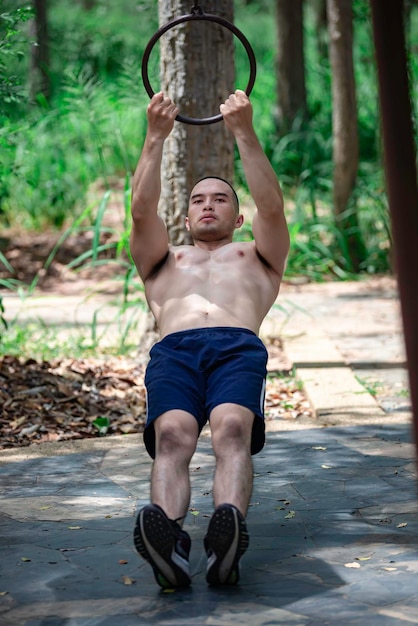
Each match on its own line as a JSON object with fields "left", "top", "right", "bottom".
{"left": 158, "top": 0, "right": 235, "bottom": 245}
{"left": 311, "top": 0, "right": 328, "bottom": 63}
{"left": 370, "top": 0, "right": 418, "bottom": 456}
{"left": 29, "top": 0, "right": 50, "bottom": 103}
{"left": 327, "top": 0, "right": 365, "bottom": 271}
{"left": 276, "top": 0, "right": 307, "bottom": 132}
{"left": 404, "top": 0, "right": 417, "bottom": 51}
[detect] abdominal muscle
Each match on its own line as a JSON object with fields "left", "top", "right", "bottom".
{"left": 154, "top": 293, "right": 260, "bottom": 338}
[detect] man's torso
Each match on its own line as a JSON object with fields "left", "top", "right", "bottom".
{"left": 144, "top": 241, "right": 282, "bottom": 338}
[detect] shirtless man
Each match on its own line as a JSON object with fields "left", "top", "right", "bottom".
{"left": 130, "top": 89, "right": 290, "bottom": 589}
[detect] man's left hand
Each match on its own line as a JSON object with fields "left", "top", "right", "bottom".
{"left": 220, "top": 90, "right": 253, "bottom": 135}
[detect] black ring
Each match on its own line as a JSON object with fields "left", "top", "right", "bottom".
{"left": 141, "top": 12, "right": 257, "bottom": 125}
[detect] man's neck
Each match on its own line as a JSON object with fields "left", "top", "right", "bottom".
{"left": 193, "top": 238, "right": 234, "bottom": 252}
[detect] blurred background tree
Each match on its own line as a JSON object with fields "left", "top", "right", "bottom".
{"left": 0, "top": 0, "right": 416, "bottom": 281}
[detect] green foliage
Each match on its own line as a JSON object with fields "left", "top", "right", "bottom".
{"left": 0, "top": 296, "right": 7, "bottom": 331}
{"left": 1, "top": 67, "right": 148, "bottom": 228}
{"left": 1, "top": 0, "right": 414, "bottom": 280}
{"left": 0, "top": 2, "right": 33, "bottom": 119}
{"left": 47, "top": 0, "right": 157, "bottom": 90}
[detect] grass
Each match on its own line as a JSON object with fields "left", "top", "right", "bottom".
{"left": 355, "top": 376, "right": 384, "bottom": 398}
{"left": 0, "top": 297, "right": 148, "bottom": 360}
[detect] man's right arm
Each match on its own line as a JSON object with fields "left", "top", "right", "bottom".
{"left": 130, "top": 92, "right": 178, "bottom": 282}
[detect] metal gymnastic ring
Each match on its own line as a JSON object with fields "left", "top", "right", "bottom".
{"left": 141, "top": 11, "right": 257, "bottom": 125}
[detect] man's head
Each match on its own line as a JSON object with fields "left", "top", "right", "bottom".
{"left": 194, "top": 176, "right": 240, "bottom": 212}
{"left": 185, "top": 177, "right": 243, "bottom": 244}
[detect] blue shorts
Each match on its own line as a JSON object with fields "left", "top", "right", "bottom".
{"left": 143, "top": 326, "right": 268, "bottom": 459}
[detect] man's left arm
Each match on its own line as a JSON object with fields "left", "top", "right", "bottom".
{"left": 221, "top": 90, "right": 290, "bottom": 277}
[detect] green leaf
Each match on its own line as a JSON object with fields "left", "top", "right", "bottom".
{"left": 92, "top": 416, "right": 110, "bottom": 435}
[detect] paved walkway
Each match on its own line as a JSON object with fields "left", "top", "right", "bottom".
{"left": 0, "top": 279, "right": 417, "bottom": 625}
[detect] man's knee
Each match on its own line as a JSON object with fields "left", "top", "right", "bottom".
{"left": 210, "top": 404, "right": 254, "bottom": 454}
{"left": 154, "top": 410, "right": 198, "bottom": 460}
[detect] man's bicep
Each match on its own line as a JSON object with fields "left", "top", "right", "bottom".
{"left": 252, "top": 212, "right": 290, "bottom": 277}
{"left": 130, "top": 213, "right": 169, "bottom": 281}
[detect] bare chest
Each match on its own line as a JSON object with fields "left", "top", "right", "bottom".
{"left": 170, "top": 243, "right": 264, "bottom": 289}
{"left": 146, "top": 243, "right": 275, "bottom": 307}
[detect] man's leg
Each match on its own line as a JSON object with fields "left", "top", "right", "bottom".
{"left": 210, "top": 403, "right": 254, "bottom": 515}
{"left": 204, "top": 403, "right": 254, "bottom": 585}
{"left": 152, "top": 410, "right": 199, "bottom": 521}
{"left": 134, "top": 410, "right": 199, "bottom": 588}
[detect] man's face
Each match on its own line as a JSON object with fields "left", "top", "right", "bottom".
{"left": 185, "top": 178, "right": 243, "bottom": 242}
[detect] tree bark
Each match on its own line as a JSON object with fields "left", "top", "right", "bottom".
{"left": 311, "top": 0, "right": 328, "bottom": 62}
{"left": 157, "top": 0, "right": 235, "bottom": 245}
{"left": 327, "top": 0, "right": 365, "bottom": 271}
{"left": 29, "top": 0, "right": 50, "bottom": 103}
{"left": 370, "top": 0, "right": 418, "bottom": 452}
{"left": 276, "top": 0, "right": 307, "bottom": 132}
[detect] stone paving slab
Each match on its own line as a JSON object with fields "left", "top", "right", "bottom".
{"left": 262, "top": 280, "right": 411, "bottom": 418}
{"left": 0, "top": 421, "right": 417, "bottom": 626}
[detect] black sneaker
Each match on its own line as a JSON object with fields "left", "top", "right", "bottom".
{"left": 134, "top": 503, "right": 191, "bottom": 589}
{"left": 204, "top": 503, "right": 249, "bottom": 586}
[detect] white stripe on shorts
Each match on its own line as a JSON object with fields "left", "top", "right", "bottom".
{"left": 259, "top": 378, "right": 266, "bottom": 415}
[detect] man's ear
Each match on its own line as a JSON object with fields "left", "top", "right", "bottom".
{"left": 235, "top": 214, "right": 244, "bottom": 229}
{"left": 185, "top": 216, "right": 190, "bottom": 231}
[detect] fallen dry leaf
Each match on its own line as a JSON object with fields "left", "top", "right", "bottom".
{"left": 0, "top": 355, "right": 147, "bottom": 449}
{"left": 0, "top": 344, "right": 313, "bottom": 449}
{"left": 344, "top": 562, "right": 361, "bottom": 569}
{"left": 121, "top": 575, "right": 136, "bottom": 585}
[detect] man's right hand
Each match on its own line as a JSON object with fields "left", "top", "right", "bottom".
{"left": 147, "top": 91, "right": 179, "bottom": 140}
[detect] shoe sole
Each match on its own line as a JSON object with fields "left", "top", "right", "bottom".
{"left": 205, "top": 504, "right": 249, "bottom": 586}
{"left": 134, "top": 506, "right": 191, "bottom": 589}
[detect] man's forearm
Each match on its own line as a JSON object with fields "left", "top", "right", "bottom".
{"left": 131, "top": 133, "right": 165, "bottom": 220}
{"left": 131, "top": 92, "right": 179, "bottom": 220}
{"left": 235, "top": 130, "right": 283, "bottom": 216}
